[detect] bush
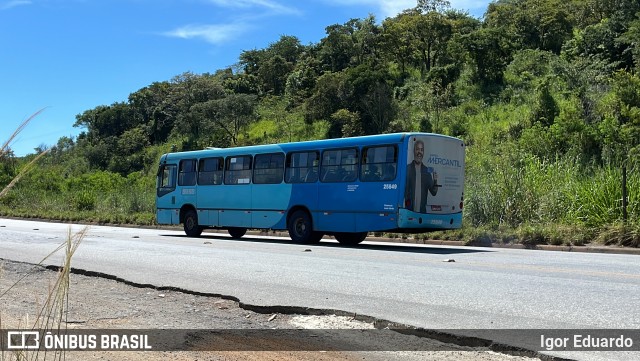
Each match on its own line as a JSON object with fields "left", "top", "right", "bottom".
{"left": 74, "top": 190, "right": 96, "bottom": 211}
{"left": 597, "top": 224, "right": 640, "bottom": 247}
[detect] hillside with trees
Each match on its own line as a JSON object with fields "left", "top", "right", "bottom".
{"left": 2, "top": 0, "right": 639, "bottom": 246}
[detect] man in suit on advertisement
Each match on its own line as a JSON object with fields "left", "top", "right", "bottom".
{"left": 405, "top": 139, "right": 439, "bottom": 213}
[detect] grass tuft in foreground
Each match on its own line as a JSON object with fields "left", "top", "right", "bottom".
{"left": 1, "top": 109, "right": 87, "bottom": 361}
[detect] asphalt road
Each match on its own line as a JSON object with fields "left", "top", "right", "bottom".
{"left": 1, "top": 218, "right": 639, "bottom": 361}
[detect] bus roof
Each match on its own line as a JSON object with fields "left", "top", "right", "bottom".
{"left": 160, "top": 132, "right": 461, "bottom": 162}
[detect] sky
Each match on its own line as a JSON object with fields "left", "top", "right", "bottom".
{"left": 1, "top": 0, "right": 490, "bottom": 156}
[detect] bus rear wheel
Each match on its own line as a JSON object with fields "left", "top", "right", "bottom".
{"left": 335, "top": 232, "right": 367, "bottom": 245}
{"left": 183, "top": 209, "right": 203, "bottom": 237}
{"left": 288, "top": 210, "right": 322, "bottom": 244}
{"left": 228, "top": 227, "right": 247, "bottom": 239}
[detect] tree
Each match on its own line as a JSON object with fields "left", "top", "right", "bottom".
{"left": 238, "top": 35, "right": 305, "bottom": 95}
{"left": 262, "top": 55, "right": 294, "bottom": 95}
{"left": 381, "top": 13, "right": 416, "bottom": 78}
{"left": 417, "top": 0, "right": 451, "bottom": 13}
{"left": 110, "top": 127, "right": 149, "bottom": 174}
{"left": 350, "top": 15, "right": 382, "bottom": 67}
{"left": 347, "top": 65, "right": 396, "bottom": 134}
{"left": 128, "top": 81, "right": 173, "bottom": 145}
{"left": 567, "top": 0, "right": 640, "bottom": 28}
{"left": 463, "top": 27, "right": 515, "bottom": 98}
{"left": 191, "top": 94, "right": 258, "bottom": 146}
{"left": 597, "top": 70, "right": 640, "bottom": 222}
{"left": 304, "top": 71, "right": 351, "bottom": 134}
{"left": 599, "top": 70, "right": 640, "bottom": 165}
{"left": 167, "top": 74, "right": 227, "bottom": 148}
{"left": 285, "top": 53, "right": 320, "bottom": 107}
{"left": 563, "top": 19, "right": 633, "bottom": 70}
{"left": 319, "top": 23, "right": 357, "bottom": 72}
{"left": 268, "top": 35, "right": 305, "bottom": 63}
{"left": 484, "top": 0, "right": 573, "bottom": 54}
{"left": 413, "top": 11, "right": 452, "bottom": 77}
{"left": 408, "top": 79, "right": 453, "bottom": 133}
{"left": 503, "top": 49, "right": 557, "bottom": 103}
{"left": 331, "top": 109, "right": 362, "bottom": 137}
{"left": 617, "top": 13, "right": 640, "bottom": 73}
{"left": 74, "top": 102, "right": 136, "bottom": 141}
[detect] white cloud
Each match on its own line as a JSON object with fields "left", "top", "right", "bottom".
{"left": 206, "top": 0, "right": 300, "bottom": 15}
{"left": 163, "top": 23, "right": 250, "bottom": 45}
{"left": 162, "top": 0, "right": 301, "bottom": 45}
{"left": 323, "top": 0, "right": 489, "bottom": 18}
{"left": 0, "top": 0, "right": 32, "bottom": 10}
{"left": 323, "top": 0, "right": 414, "bottom": 18}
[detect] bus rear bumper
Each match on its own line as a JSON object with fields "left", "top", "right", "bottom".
{"left": 397, "top": 209, "right": 462, "bottom": 230}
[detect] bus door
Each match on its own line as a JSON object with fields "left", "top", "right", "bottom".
{"left": 285, "top": 151, "right": 320, "bottom": 230}
{"left": 177, "top": 159, "right": 198, "bottom": 220}
{"left": 219, "top": 155, "right": 252, "bottom": 228}
{"left": 354, "top": 144, "right": 400, "bottom": 232}
{"left": 196, "top": 157, "right": 224, "bottom": 227}
{"left": 317, "top": 148, "right": 359, "bottom": 232}
{"left": 156, "top": 162, "right": 178, "bottom": 225}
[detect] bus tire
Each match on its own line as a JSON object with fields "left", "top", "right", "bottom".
{"left": 335, "top": 232, "right": 367, "bottom": 245}
{"left": 183, "top": 209, "right": 203, "bottom": 237}
{"left": 228, "top": 227, "right": 247, "bottom": 239}
{"left": 288, "top": 210, "right": 321, "bottom": 244}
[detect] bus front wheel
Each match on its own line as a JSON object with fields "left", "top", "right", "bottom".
{"left": 335, "top": 232, "right": 367, "bottom": 245}
{"left": 228, "top": 227, "right": 247, "bottom": 239}
{"left": 288, "top": 210, "right": 322, "bottom": 244}
{"left": 183, "top": 210, "right": 203, "bottom": 237}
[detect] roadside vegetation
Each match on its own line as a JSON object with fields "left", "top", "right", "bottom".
{"left": 1, "top": 0, "right": 639, "bottom": 247}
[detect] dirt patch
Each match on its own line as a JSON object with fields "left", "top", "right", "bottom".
{"left": 0, "top": 259, "right": 539, "bottom": 361}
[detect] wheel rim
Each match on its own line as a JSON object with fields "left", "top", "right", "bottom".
{"left": 186, "top": 217, "right": 194, "bottom": 230}
{"left": 295, "top": 218, "right": 306, "bottom": 237}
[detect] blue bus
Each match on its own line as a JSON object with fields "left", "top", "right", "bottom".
{"left": 156, "top": 133, "right": 465, "bottom": 244}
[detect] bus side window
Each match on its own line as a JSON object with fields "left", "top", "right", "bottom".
{"left": 198, "top": 157, "right": 223, "bottom": 185}
{"left": 285, "top": 151, "right": 319, "bottom": 183}
{"left": 178, "top": 159, "right": 197, "bottom": 186}
{"left": 225, "top": 155, "right": 252, "bottom": 185}
{"left": 321, "top": 148, "right": 358, "bottom": 183}
{"left": 254, "top": 153, "right": 284, "bottom": 184}
{"left": 361, "top": 145, "right": 397, "bottom": 182}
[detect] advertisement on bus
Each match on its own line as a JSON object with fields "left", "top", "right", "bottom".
{"left": 403, "top": 135, "right": 465, "bottom": 223}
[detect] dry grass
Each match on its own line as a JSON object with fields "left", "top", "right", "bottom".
{"left": 1, "top": 109, "right": 87, "bottom": 361}
{"left": 0, "top": 227, "right": 88, "bottom": 361}
{"left": 0, "top": 108, "right": 49, "bottom": 199}
{"left": 0, "top": 150, "right": 49, "bottom": 199}
{"left": 597, "top": 223, "right": 640, "bottom": 247}
{"left": 0, "top": 108, "right": 47, "bottom": 158}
